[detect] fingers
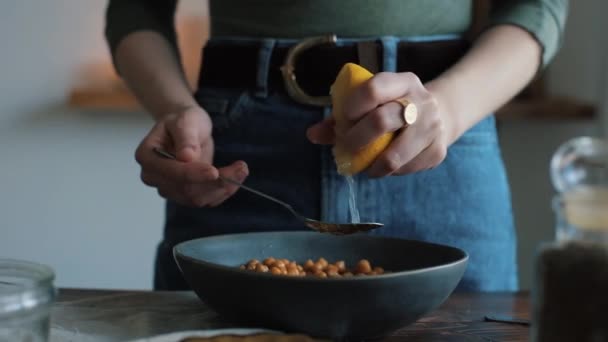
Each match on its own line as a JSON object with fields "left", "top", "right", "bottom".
{"left": 332, "top": 73, "right": 448, "bottom": 178}
{"left": 145, "top": 160, "right": 249, "bottom": 208}
{"left": 135, "top": 106, "right": 246, "bottom": 207}
{"left": 182, "top": 161, "right": 248, "bottom": 208}
{"left": 168, "top": 112, "right": 204, "bottom": 162}
{"left": 307, "top": 117, "right": 336, "bottom": 145}
{"left": 367, "top": 99, "right": 445, "bottom": 177}
{"left": 136, "top": 110, "right": 218, "bottom": 185}
{"left": 137, "top": 120, "right": 170, "bottom": 149}
{"left": 137, "top": 143, "right": 218, "bottom": 184}
{"left": 367, "top": 127, "right": 431, "bottom": 178}
{"left": 341, "top": 101, "right": 405, "bottom": 153}
{"left": 208, "top": 161, "right": 250, "bottom": 207}
{"left": 344, "top": 72, "right": 424, "bottom": 122}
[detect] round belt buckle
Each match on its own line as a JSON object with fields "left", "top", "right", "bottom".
{"left": 280, "top": 34, "right": 337, "bottom": 107}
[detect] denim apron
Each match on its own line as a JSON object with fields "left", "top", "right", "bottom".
{"left": 154, "top": 35, "right": 518, "bottom": 292}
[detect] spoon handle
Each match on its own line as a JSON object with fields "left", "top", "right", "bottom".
{"left": 218, "top": 175, "right": 298, "bottom": 215}
{"left": 152, "top": 147, "right": 301, "bottom": 219}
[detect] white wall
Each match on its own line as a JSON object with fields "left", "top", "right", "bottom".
{"left": 499, "top": 121, "right": 600, "bottom": 290}
{"left": 0, "top": 1, "right": 154, "bottom": 289}
{"left": 0, "top": 1, "right": 203, "bottom": 290}
{"left": 0, "top": 1, "right": 605, "bottom": 290}
{"left": 545, "top": 0, "right": 607, "bottom": 105}
{"left": 500, "top": 0, "right": 607, "bottom": 289}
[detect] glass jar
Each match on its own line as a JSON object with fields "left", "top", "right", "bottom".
{"left": 532, "top": 136, "right": 608, "bottom": 342}
{"left": 0, "top": 259, "right": 56, "bottom": 342}
{"left": 550, "top": 136, "right": 608, "bottom": 193}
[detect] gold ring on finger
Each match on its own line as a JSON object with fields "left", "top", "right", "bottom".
{"left": 393, "top": 98, "right": 418, "bottom": 128}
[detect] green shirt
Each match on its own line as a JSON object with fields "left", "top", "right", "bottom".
{"left": 105, "top": 0, "right": 568, "bottom": 68}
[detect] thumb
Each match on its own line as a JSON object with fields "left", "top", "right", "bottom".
{"left": 306, "top": 116, "right": 336, "bottom": 145}
{"left": 169, "top": 115, "right": 201, "bottom": 162}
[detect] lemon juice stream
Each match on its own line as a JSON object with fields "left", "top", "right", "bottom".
{"left": 345, "top": 176, "right": 360, "bottom": 223}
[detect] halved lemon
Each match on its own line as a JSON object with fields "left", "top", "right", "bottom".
{"left": 331, "top": 63, "right": 395, "bottom": 175}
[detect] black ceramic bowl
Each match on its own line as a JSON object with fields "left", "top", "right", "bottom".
{"left": 174, "top": 231, "right": 467, "bottom": 340}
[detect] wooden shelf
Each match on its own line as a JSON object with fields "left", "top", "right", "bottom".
{"left": 67, "top": 15, "right": 204, "bottom": 112}
{"left": 495, "top": 96, "right": 596, "bottom": 120}
{"left": 68, "top": 83, "right": 140, "bottom": 110}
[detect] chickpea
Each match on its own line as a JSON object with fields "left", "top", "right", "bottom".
{"left": 373, "top": 267, "right": 384, "bottom": 274}
{"left": 335, "top": 260, "right": 346, "bottom": 272}
{"left": 303, "top": 259, "right": 315, "bottom": 271}
{"left": 326, "top": 264, "right": 339, "bottom": 274}
{"left": 314, "top": 271, "right": 327, "bottom": 278}
{"left": 255, "top": 264, "right": 269, "bottom": 272}
{"left": 263, "top": 257, "right": 276, "bottom": 266}
{"left": 241, "top": 257, "right": 385, "bottom": 278}
{"left": 286, "top": 263, "right": 298, "bottom": 273}
{"left": 356, "top": 259, "right": 372, "bottom": 274}
{"left": 327, "top": 270, "right": 340, "bottom": 277}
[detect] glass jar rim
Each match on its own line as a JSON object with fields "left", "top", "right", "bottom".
{"left": 0, "top": 259, "right": 56, "bottom": 316}
{"left": 550, "top": 136, "right": 608, "bottom": 193}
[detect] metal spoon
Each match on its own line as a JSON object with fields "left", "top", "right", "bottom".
{"left": 153, "top": 147, "right": 383, "bottom": 235}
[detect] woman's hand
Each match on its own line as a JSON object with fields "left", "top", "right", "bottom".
{"left": 308, "top": 71, "right": 452, "bottom": 177}
{"left": 135, "top": 105, "right": 249, "bottom": 207}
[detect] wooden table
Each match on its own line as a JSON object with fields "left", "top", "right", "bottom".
{"left": 50, "top": 289, "right": 531, "bottom": 341}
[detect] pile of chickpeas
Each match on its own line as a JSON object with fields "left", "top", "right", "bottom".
{"left": 238, "top": 257, "right": 386, "bottom": 278}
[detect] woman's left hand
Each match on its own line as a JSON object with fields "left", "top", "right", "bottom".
{"left": 307, "top": 71, "right": 453, "bottom": 178}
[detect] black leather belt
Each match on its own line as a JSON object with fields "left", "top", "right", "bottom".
{"left": 198, "top": 35, "right": 470, "bottom": 106}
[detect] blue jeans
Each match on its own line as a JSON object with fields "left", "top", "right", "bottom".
{"left": 154, "top": 36, "right": 518, "bottom": 292}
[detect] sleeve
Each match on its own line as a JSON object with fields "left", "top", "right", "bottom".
{"left": 487, "top": 0, "right": 569, "bottom": 68}
{"left": 104, "top": 0, "right": 179, "bottom": 59}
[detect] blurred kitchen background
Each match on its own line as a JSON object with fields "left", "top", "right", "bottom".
{"left": 0, "top": 1, "right": 606, "bottom": 290}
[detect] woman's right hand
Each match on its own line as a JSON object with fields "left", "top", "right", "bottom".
{"left": 135, "top": 105, "right": 249, "bottom": 207}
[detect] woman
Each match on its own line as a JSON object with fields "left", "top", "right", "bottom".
{"left": 105, "top": 0, "right": 568, "bottom": 291}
